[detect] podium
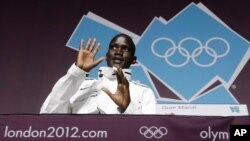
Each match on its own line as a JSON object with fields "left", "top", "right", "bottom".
{"left": 1, "top": 114, "right": 250, "bottom": 141}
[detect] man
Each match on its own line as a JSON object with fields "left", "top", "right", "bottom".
{"left": 40, "top": 33, "right": 156, "bottom": 114}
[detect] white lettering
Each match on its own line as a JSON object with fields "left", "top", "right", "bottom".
{"left": 23, "top": 126, "right": 31, "bottom": 137}
{"left": 4, "top": 126, "right": 8, "bottom": 138}
{"left": 234, "top": 129, "right": 247, "bottom": 136}
{"left": 97, "top": 131, "right": 108, "bottom": 138}
{"left": 234, "top": 129, "right": 241, "bottom": 136}
{"left": 81, "top": 130, "right": 107, "bottom": 138}
{"left": 200, "top": 130, "right": 208, "bottom": 138}
{"left": 208, "top": 126, "right": 211, "bottom": 139}
{"left": 4, "top": 126, "right": 15, "bottom": 138}
{"left": 82, "top": 131, "right": 88, "bottom": 138}
{"left": 211, "top": 129, "right": 218, "bottom": 141}
{"left": 31, "top": 130, "right": 39, "bottom": 138}
{"left": 200, "top": 126, "right": 229, "bottom": 141}
{"left": 218, "top": 131, "right": 228, "bottom": 139}
{"left": 241, "top": 129, "right": 247, "bottom": 136}
{"left": 3, "top": 126, "right": 107, "bottom": 139}
{"left": 89, "top": 130, "right": 97, "bottom": 138}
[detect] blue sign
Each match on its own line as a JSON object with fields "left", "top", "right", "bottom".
{"left": 66, "top": 3, "right": 250, "bottom": 105}
{"left": 136, "top": 3, "right": 250, "bottom": 104}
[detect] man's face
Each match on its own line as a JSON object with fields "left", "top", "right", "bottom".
{"left": 106, "top": 36, "right": 136, "bottom": 69}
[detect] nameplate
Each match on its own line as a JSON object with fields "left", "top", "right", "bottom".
{"left": 156, "top": 104, "right": 249, "bottom": 116}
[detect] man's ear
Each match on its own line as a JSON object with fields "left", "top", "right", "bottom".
{"left": 132, "top": 56, "right": 137, "bottom": 64}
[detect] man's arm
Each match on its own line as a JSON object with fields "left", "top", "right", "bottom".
{"left": 40, "top": 64, "right": 87, "bottom": 113}
{"left": 40, "top": 38, "right": 105, "bottom": 113}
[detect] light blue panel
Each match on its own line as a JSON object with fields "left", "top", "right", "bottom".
{"left": 67, "top": 16, "right": 120, "bottom": 50}
{"left": 136, "top": 3, "right": 250, "bottom": 101}
{"left": 192, "top": 85, "right": 237, "bottom": 104}
{"left": 66, "top": 17, "right": 121, "bottom": 77}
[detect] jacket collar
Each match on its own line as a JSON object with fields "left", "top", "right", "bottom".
{"left": 98, "top": 67, "right": 132, "bottom": 81}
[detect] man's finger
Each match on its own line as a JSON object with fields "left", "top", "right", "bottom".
{"left": 79, "top": 39, "right": 84, "bottom": 51}
{"left": 114, "top": 68, "right": 122, "bottom": 84}
{"left": 102, "top": 87, "right": 115, "bottom": 99}
{"left": 85, "top": 38, "right": 91, "bottom": 50}
{"left": 92, "top": 42, "right": 101, "bottom": 55}
{"left": 117, "top": 68, "right": 126, "bottom": 84}
{"left": 123, "top": 75, "right": 129, "bottom": 86}
{"left": 88, "top": 38, "right": 96, "bottom": 51}
{"left": 92, "top": 57, "right": 106, "bottom": 67}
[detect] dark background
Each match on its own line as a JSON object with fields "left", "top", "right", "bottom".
{"left": 0, "top": 0, "right": 249, "bottom": 114}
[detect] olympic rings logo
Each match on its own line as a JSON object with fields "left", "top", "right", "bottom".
{"left": 151, "top": 37, "right": 230, "bottom": 67}
{"left": 139, "top": 126, "right": 168, "bottom": 139}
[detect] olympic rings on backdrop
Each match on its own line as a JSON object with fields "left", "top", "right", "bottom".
{"left": 139, "top": 126, "right": 168, "bottom": 139}
{"left": 151, "top": 37, "right": 230, "bottom": 67}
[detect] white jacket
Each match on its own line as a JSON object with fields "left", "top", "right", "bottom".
{"left": 40, "top": 64, "right": 156, "bottom": 114}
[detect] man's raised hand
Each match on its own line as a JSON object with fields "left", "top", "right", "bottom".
{"left": 76, "top": 38, "right": 105, "bottom": 72}
{"left": 101, "top": 67, "right": 131, "bottom": 113}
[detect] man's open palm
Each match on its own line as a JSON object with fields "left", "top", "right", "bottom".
{"left": 76, "top": 38, "right": 105, "bottom": 72}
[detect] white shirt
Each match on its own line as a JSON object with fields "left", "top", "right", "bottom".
{"left": 40, "top": 64, "right": 156, "bottom": 114}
